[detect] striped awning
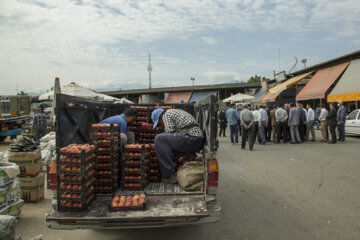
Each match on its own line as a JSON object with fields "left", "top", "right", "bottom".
{"left": 328, "top": 59, "right": 360, "bottom": 102}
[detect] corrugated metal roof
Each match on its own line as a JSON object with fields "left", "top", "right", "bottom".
{"left": 165, "top": 92, "right": 192, "bottom": 104}
{"left": 189, "top": 91, "right": 217, "bottom": 102}
{"left": 102, "top": 82, "right": 261, "bottom": 96}
{"left": 296, "top": 62, "right": 350, "bottom": 101}
{"left": 328, "top": 59, "right": 360, "bottom": 102}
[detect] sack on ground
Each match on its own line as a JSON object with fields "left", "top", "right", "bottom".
{"left": 177, "top": 161, "right": 204, "bottom": 191}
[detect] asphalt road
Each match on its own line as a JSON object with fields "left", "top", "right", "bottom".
{"left": 1, "top": 130, "right": 360, "bottom": 240}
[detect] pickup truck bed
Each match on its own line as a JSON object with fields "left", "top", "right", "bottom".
{"left": 47, "top": 183, "right": 209, "bottom": 229}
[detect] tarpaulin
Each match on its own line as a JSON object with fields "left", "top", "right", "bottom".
{"left": 165, "top": 92, "right": 192, "bottom": 104}
{"left": 296, "top": 62, "right": 350, "bottom": 101}
{"left": 251, "top": 88, "right": 268, "bottom": 104}
{"left": 189, "top": 91, "right": 217, "bottom": 102}
{"left": 328, "top": 59, "right": 360, "bottom": 102}
{"left": 269, "top": 72, "right": 314, "bottom": 94}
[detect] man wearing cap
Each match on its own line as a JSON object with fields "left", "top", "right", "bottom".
{"left": 100, "top": 108, "right": 138, "bottom": 145}
{"left": 152, "top": 108, "right": 203, "bottom": 184}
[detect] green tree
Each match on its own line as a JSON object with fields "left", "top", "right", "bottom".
{"left": 247, "top": 75, "right": 270, "bottom": 83}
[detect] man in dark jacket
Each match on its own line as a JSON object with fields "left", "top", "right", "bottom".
{"left": 326, "top": 103, "right": 337, "bottom": 144}
{"left": 219, "top": 109, "right": 227, "bottom": 137}
{"left": 298, "top": 103, "right": 306, "bottom": 142}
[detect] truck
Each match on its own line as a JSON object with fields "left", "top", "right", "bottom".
{"left": 0, "top": 95, "right": 31, "bottom": 142}
{"left": 46, "top": 93, "right": 221, "bottom": 229}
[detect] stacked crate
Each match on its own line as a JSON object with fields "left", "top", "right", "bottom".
{"left": 91, "top": 124, "right": 121, "bottom": 194}
{"left": 122, "top": 144, "right": 150, "bottom": 190}
{"left": 138, "top": 122, "right": 157, "bottom": 144}
{"left": 149, "top": 144, "right": 161, "bottom": 182}
{"left": 58, "top": 144, "right": 96, "bottom": 211}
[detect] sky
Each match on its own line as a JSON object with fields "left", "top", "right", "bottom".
{"left": 0, "top": 0, "right": 360, "bottom": 95}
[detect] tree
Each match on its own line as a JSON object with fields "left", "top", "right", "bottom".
{"left": 247, "top": 75, "right": 270, "bottom": 83}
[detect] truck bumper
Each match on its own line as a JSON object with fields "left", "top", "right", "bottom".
{"left": 46, "top": 201, "right": 221, "bottom": 230}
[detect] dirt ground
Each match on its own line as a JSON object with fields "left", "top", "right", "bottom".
{"left": 1, "top": 130, "right": 359, "bottom": 240}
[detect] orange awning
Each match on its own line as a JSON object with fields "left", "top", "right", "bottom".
{"left": 269, "top": 72, "right": 314, "bottom": 94}
{"left": 296, "top": 62, "right": 350, "bottom": 101}
{"left": 328, "top": 59, "right": 360, "bottom": 102}
{"left": 261, "top": 91, "right": 281, "bottom": 103}
{"left": 165, "top": 92, "right": 192, "bottom": 104}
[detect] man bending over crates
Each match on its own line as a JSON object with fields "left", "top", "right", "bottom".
{"left": 100, "top": 108, "right": 138, "bottom": 145}
{"left": 151, "top": 108, "right": 204, "bottom": 184}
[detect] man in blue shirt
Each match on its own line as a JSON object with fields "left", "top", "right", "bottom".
{"left": 101, "top": 108, "right": 138, "bottom": 145}
{"left": 226, "top": 104, "right": 239, "bottom": 144}
{"left": 337, "top": 101, "right": 346, "bottom": 141}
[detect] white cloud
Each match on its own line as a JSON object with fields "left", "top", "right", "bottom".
{"left": 201, "top": 36, "right": 217, "bottom": 44}
{"left": 0, "top": 0, "right": 359, "bottom": 94}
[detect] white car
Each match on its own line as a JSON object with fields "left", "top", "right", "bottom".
{"left": 345, "top": 109, "right": 360, "bottom": 135}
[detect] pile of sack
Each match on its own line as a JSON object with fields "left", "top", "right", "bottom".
{"left": 0, "top": 162, "right": 24, "bottom": 217}
{"left": 39, "top": 132, "right": 56, "bottom": 165}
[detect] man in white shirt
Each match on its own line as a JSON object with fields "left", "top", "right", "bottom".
{"left": 258, "top": 105, "right": 268, "bottom": 144}
{"left": 252, "top": 106, "right": 260, "bottom": 144}
{"left": 275, "top": 105, "right": 288, "bottom": 143}
{"left": 306, "top": 104, "right": 316, "bottom": 141}
{"left": 318, "top": 104, "right": 329, "bottom": 142}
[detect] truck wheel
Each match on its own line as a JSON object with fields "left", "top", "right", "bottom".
{"left": 0, "top": 136, "right": 6, "bottom": 143}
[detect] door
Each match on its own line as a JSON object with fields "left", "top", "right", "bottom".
{"left": 354, "top": 111, "right": 360, "bottom": 134}
{"left": 345, "top": 110, "right": 359, "bottom": 134}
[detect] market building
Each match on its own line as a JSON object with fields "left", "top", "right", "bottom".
{"left": 258, "top": 50, "right": 360, "bottom": 112}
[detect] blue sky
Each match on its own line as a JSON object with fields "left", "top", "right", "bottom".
{"left": 0, "top": 0, "right": 359, "bottom": 95}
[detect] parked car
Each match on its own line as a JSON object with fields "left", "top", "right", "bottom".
{"left": 345, "top": 109, "right": 360, "bottom": 135}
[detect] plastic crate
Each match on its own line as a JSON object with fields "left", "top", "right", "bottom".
{"left": 109, "top": 193, "right": 148, "bottom": 211}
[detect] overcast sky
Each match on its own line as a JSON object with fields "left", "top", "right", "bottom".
{"left": 1, "top": 0, "right": 359, "bottom": 95}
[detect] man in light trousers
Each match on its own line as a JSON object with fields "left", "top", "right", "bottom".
{"left": 288, "top": 103, "right": 301, "bottom": 144}
{"left": 306, "top": 104, "right": 316, "bottom": 141}
{"left": 258, "top": 105, "right": 268, "bottom": 144}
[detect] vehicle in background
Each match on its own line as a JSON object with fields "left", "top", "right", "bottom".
{"left": 345, "top": 109, "right": 360, "bottom": 135}
{"left": 0, "top": 95, "right": 31, "bottom": 142}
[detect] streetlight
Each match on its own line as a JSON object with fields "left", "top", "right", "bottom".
{"left": 190, "top": 77, "right": 195, "bottom": 86}
{"left": 301, "top": 59, "right": 307, "bottom": 68}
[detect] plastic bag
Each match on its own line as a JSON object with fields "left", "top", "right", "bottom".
{"left": 47, "top": 140, "right": 56, "bottom": 151}
{"left": 0, "top": 215, "right": 16, "bottom": 240}
{"left": 41, "top": 150, "right": 52, "bottom": 162}
{"left": 40, "top": 132, "right": 55, "bottom": 143}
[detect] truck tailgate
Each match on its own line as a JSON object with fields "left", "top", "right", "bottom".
{"left": 46, "top": 195, "right": 209, "bottom": 229}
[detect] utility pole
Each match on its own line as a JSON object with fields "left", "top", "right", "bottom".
{"left": 147, "top": 54, "right": 152, "bottom": 89}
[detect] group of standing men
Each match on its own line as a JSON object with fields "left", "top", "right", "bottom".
{"left": 218, "top": 101, "right": 347, "bottom": 151}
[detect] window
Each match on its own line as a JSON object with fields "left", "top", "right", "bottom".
{"left": 358, "top": 112, "right": 360, "bottom": 120}
{"left": 347, "top": 110, "right": 358, "bottom": 120}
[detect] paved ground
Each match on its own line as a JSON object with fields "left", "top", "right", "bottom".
{"left": 1, "top": 130, "right": 360, "bottom": 240}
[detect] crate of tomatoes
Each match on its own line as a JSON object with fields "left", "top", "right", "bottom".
{"left": 109, "top": 193, "right": 147, "bottom": 211}
{"left": 57, "top": 143, "right": 97, "bottom": 211}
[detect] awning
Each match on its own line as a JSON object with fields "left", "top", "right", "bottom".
{"left": 261, "top": 88, "right": 296, "bottom": 103}
{"left": 189, "top": 91, "right": 217, "bottom": 102}
{"left": 165, "top": 92, "right": 192, "bottom": 104}
{"left": 222, "top": 93, "right": 254, "bottom": 103}
{"left": 261, "top": 91, "right": 281, "bottom": 103}
{"left": 251, "top": 88, "right": 268, "bottom": 104}
{"left": 296, "top": 62, "right": 350, "bottom": 101}
{"left": 328, "top": 59, "right": 360, "bottom": 102}
{"left": 269, "top": 72, "right": 314, "bottom": 94}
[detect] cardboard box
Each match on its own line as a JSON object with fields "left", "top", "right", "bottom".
{"left": 7, "top": 149, "right": 42, "bottom": 177}
{"left": 19, "top": 173, "right": 44, "bottom": 202}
